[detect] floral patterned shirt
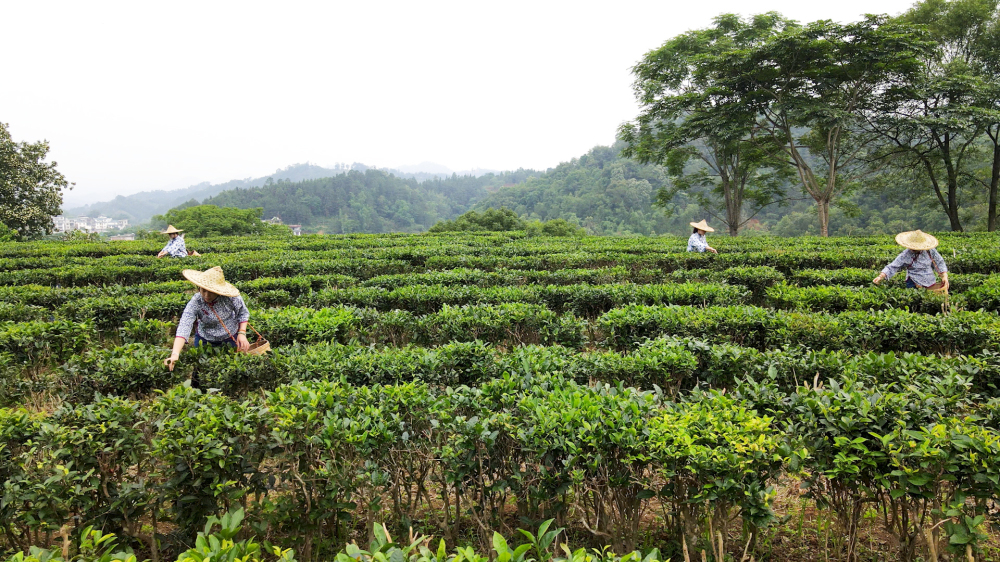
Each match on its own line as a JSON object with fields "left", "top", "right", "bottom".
{"left": 881, "top": 248, "right": 948, "bottom": 287}
{"left": 176, "top": 293, "right": 250, "bottom": 342}
{"left": 687, "top": 232, "right": 709, "bottom": 253}
{"left": 161, "top": 236, "right": 187, "bottom": 258}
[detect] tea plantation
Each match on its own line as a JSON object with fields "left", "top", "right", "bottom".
{"left": 3, "top": 232, "right": 1000, "bottom": 562}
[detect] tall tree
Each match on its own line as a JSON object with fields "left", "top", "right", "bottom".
{"left": 715, "top": 16, "right": 934, "bottom": 236}
{"left": 619, "top": 13, "right": 794, "bottom": 236}
{"left": 866, "top": 0, "right": 1000, "bottom": 231}
{"left": 975, "top": 11, "right": 1000, "bottom": 230}
{"left": 0, "top": 122, "right": 72, "bottom": 238}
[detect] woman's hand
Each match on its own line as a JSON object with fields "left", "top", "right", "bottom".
{"left": 236, "top": 333, "right": 250, "bottom": 352}
{"left": 165, "top": 337, "right": 185, "bottom": 371}
{"left": 872, "top": 273, "right": 886, "bottom": 285}
{"left": 156, "top": 251, "right": 166, "bottom": 258}
{"left": 941, "top": 273, "right": 950, "bottom": 291}
{"left": 708, "top": 247, "right": 718, "bottom": 254}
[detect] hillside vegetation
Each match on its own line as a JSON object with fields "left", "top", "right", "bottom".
{"left": 176, "top": 142, "right": 957, "bottom": 237}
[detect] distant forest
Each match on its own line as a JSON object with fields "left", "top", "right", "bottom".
{"left": 198, "top": 169, "right": 537, "bottom": 234}
{"left": 168, "top": 141, "right": 963, "bottom": 237}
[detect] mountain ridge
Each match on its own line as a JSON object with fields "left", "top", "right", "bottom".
{"left": 62, "top": 162, "right": 498, "bottom": 224}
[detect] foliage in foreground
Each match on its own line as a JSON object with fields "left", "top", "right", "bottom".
{"left": 5, "top": 510, "right": 664, "bottom": 562}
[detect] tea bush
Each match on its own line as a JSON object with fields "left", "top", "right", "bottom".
{"left": 5, "top": 232, "right": 1000, "bottom": 561}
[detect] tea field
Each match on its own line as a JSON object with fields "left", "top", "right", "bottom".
{"left": 3, "top": 232, "right": 1000, "bottom": 562}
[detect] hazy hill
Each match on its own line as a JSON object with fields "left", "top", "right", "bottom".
{"left": 65, "top": 163, "right": 363, "bottom": 223}
{"left": 198, "top": 168, "right": 538, "bottom": 233}
{"left": 64, "top": 161, "right": 507, "bottom": 225}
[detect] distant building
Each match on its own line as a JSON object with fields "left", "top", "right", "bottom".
{"left": 289, "top": 224, "right": 302, "bottom": 236}
{"left": 53, "top": 215, "right": 128, "bottom": 233}
{"left": 264, "top": 216, "right": 284, "bottom": 225}
{"left": 109, "top": 233, "right": 136, "bottom": 241}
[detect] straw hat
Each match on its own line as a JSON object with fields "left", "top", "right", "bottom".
{"left": 689, "top": 219, "right": 715, "bottom": 233}
{"left": 895, "top": 229, "right": 938, "bottom": 251}
{"left": 161, "top": 224, "right": 184, "bottom": 234}
{"left": 182, "top": 266, "right": 240, "bottom": 297}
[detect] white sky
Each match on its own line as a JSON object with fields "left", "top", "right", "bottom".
{"left": 3, "top": 0, "right": 919, "bottom": 206}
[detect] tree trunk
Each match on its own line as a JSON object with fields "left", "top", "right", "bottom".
{"left": 946, "top": 181, "right": 964, "bottom": 232}
{"left": 817, "top": 199, "right": 830, "bottom": 237}
{"left": 920, "top": 152, "right": 964, "bottom": 232}
{"left": 721, "top": 168, "right": 741, "bottom": 237}
{"left": 724, "top": 184, "right": 741, "bottom": 237}
{"left": 989, "top": 141, "right": 1000, "bottom": 231}
{"left": 946, "top": 172, "right": 964, "bottom": 232}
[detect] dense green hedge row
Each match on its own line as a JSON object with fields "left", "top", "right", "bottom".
{"left": 6, "top": 300, "right": 1000, "bottom": 380}
{"left": 4, "top": 231, "right": 997, "bottom": 258}
{"left": 4, "top": 237, "right": 1000, "bottom": 287}
{"left": 598, "top": 304, "right": 1000, "bottom": 355}
{"left": 0, "top": 258, "right": 412, "bottom": 286}
{"left": 51, "top": 337, "right": 1000, "bottom": 402}
{"left": 303, "top": 283, "right": 748, "bottom": 316}
{"left": 6, "top": 274, "right": 999, "bottom": 320}
{"left": 2, "top": 373, "right": 997, "bottom": 561}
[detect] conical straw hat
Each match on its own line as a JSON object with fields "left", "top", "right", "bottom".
{"left": 161, "top": 224, "right": 184, "bottom": 234}
{"left": 182, "top": 266, "right": 240, "bottom": 297}
{"left": 689, "top": 219, "right": 715, "bottom": 232}
{"left": 895, "top": 230, "right": 938, "bottom": 251}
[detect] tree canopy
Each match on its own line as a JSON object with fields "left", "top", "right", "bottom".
{"left": 150, "top": 205, "right": 268, "bottom": 237}
{"left": 0, "top": 122, "right": 71, "bottom": 239}
{"left": 615, "top": 7, "right": 1000, "bottom": 236}
{"left": 428, "top": 208, "right": 526, "bottom": 232}
{"left": 619, "top": 13, "right": 795, "bottom": 236}
{"left": 864, "top": 0, "right": 1000, "bottom": 231}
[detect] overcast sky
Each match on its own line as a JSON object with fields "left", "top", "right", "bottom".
{"left": 4, "top": 0, "right": 919, "bottom": 206}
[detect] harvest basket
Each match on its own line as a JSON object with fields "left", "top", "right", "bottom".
{"left": 206, "top": 301, "right": 270, "bottom": 355}
{"left": 247, "top": 337, "right": 270, "bottom": 355}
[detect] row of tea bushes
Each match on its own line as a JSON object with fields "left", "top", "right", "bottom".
{"left": 0, "top": 258, "right": 413, "bottom": 287}
{"left": 7, "top": 230, "right": 999, "bottom": 258}
{"left": 598, "top": 304, "right": 1000, "bottom": 354}
{"left": 2, "top": 374, "right": 997, "bottom": 561}
{"left": 763, "top": 283, "right": 952, "bottom": 314}
{"left": 304, "top": 283, "right": 748, "bottom": 316}
{"left": 6, "top": 301, "right": 1000, "bottom": 376}
{"left": 56, "top": 337, "right": 1000, "bottom": 402}
{"left": 3, "top": 276, "right": 995, "bottom": 323}
{"left": 5, "top": 239, "right": 1000, "bottom": 288}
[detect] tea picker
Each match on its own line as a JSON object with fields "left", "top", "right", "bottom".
{"left": 687, "top": 220, "right": 718, "bottom": 254}
{"left": 157, "top": 225, "right": 191, "bottom": 258}
{"left": 872, "top": 230, "right": 949, "bottom": 294}
{"left": 164, "top": 266, "right": 269, "bottom": 371}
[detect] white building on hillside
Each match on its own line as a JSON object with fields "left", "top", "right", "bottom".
{"left": 53, "top": 215, "right": 129, "bottom": 233}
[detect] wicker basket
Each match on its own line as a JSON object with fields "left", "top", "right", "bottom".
{"left": 205, "top": 304, "right": 270, "bottom": 355}
{"left": 247, "top": 337, "right": 270, "bottom": 355}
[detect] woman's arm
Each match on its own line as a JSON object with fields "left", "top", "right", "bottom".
{"left": 164, "top": 336, "right": 186, "bottom": 371}
{"left": 874, "top": 250, "right": 907, "bottom": 283}
{"left": 231, "top": 296, "right": 251, "bottom": 352}
{"left": 236, "top": 321, "right": 249, "bottom": 352}
{"left": 165, "top": 298, "right": 199, "bottom": 368}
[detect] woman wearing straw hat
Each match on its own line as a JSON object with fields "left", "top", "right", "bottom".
{"left": 157, "top": 225, "right": 187, "bottom": 258}
{"left": 687, "top": 220, "right": 718, "bottom": 254}
{"left": 164, "top": 266, "right": 251, "bottom": 371}
{"left": 872, "top": 230, "right": 949, "bottom": 291}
